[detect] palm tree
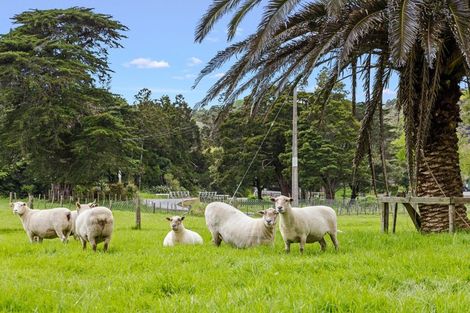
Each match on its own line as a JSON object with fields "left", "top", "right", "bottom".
{"left": 194, "top": 0, "right": 470, "bottom": 232}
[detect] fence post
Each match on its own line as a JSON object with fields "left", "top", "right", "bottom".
{"left": 9, "top": 192, "right": 12, "bottom": 204}
{"left": 449, "top": 198, "right": 455, "bottom": 234}
{"left": 153, "top": 202, "right": 156, "bottom": 213}
{"left": 28, "top": 194, "right": 34, "bottom": 209}
{"left": 135, "top": 196, "right": 141, "bottom": 230}
{"left": 60, "top": 195, "right": 63, "bottom": 207}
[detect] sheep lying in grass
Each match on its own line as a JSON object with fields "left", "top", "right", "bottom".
{"left": 75, "top": 202, "right": 114, "bottom": 252}
{"left": 163, "top": 216, "right": 203, "bottom": 246}
{"left": 205, "top": 202, "right": 279, "bottom": 248}
{"left": 11, "top": 202, "right": 72, "bottom": 243}
{"left": 272, "top": 195, "right": 339, "bottom": 254}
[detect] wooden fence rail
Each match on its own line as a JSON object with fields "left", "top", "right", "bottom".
{"left": 378, "top": 196, "right": 470, "bottom": 233}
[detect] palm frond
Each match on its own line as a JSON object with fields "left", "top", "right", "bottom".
{"left": 388, "top": 0, "right": 423, "bottom": 66}
{"left": 227, "top": 0, "right": 263, "bottom": 41}
{"left": 446, "top": 0, "right": 470, "bottom": 67}
{"left": 195, "top": 0, "right": 243, "bottom": 43}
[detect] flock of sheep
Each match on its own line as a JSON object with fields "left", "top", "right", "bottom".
{"left": 11, "top": 195, "right": 340, "bottom": 254}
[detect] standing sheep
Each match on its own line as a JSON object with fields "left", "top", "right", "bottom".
{"left": 205, "top": 202, "right": 279, "bottom": 248}
{"left": 163, "top": 215, "right": 203, "bottom": 246}
{"left": 75, "top": 202, "right": 114, "bottom": 252}
{"left": 11, "top": 202, "right": 72, "bottom": 243}
{"left": 271, "top": 195, "right": 339, "bottom": 254}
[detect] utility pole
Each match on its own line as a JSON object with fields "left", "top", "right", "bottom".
{"left": 292, "top": 87, "right": 299, "bottom": 206}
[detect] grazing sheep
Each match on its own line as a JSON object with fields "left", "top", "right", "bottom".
{"left": 272, "top": 195, "right": 339, "bottom": 254}
{"left": 11, "top": 202, "right": 72, "bottom": 243}
{"left": 163, "top": 216, "right": 203, "bottom": 246}
{"left": 75, "top": 202, "right": 114, "bottom": 252}
{"left": 205, "top": 202, "right": 279, "bottom": 248}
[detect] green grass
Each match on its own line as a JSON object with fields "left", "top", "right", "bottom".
{"left": 2, "top": 197, "right": 470, "bottom": 312}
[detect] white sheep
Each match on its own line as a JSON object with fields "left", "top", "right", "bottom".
{"left": 11, "top": 201, "right": 72, "bottom": 243}
{"left": 75, "top": 202, "right": 114, "bottom": 252}
{"left": 205, "top": 202, "right": 279, "bottom": 248}
{"left": 70, "top": 201, "right": 97, "bottom": 240}
{"left": 271, "top": 195, "right": 339, "bottom": 254}
{"left": 163, "top": 215, "right": 203, "bottom": 246}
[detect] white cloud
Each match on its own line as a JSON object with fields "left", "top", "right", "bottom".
{"left": 206, "top": 36, "right": 219, "bottom": 43}
{"left": 126, "top": 58, "right": 170, "bottom": 69}
{"left": 172, "top": 74, "right": 197, "bottom": 80}
{"left": 188, "top": 57, "right": 202, "bottom": 67}
{"left": 212, "top": 72, "right": 225, "bottom": 79}
{"left": 383, "top": 88, "right": 396, "bottom": 96}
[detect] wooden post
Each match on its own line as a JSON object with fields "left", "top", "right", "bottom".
{"left": 381, "top": 202, "right": 389, "bottom": 233}
{"left": 153, "top": 202, "right": 156, "bottom": 213}
{"left": 392, "top": 203, "right": 398, "bottom": 234}
{"left": 60, "top": 195, "right": 63, "bottom": 206}
{"left": 109, "top": 200, "right": 113, "bottom": 210}
{"left": 449, "top": 200, "right": 455, "bottom": 233}
{"left": 9, "top": 192, "right": 12, "bottom": 204}
{"left": 135, "top": 196, "right": 141, "bottom": 230}
{"left": 28, "top": 194, "right": 34, "bottom": 209}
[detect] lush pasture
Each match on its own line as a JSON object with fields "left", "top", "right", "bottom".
{"left": 1, "top": 198, "right": 470, "bottom": 312}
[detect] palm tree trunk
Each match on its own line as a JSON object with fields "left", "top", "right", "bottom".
{"left": 417, "top": 77, "right": 470, "bottom": 232}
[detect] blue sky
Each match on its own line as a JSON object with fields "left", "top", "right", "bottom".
{"left": 0, "top": 1, "right": 397, "bottom": 107}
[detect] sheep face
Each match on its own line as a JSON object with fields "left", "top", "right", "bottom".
{"left": 270, "top": 196, "right": 293, "bottom": 214}
{"left": 166, "top": 216, "right": 185, "bottom": 232}
{"left": 12, "top": 202, "right": 27, "bottom": 215}
{"left": 258, "top": 208, "right": 279, "bottom": 227}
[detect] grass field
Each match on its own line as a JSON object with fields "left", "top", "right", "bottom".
{"left": 1, "top": 198, "right": 470, "bottom": 312}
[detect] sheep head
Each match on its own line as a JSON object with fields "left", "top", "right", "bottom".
{"left": 166, "top": 216, "right": 185, "bottom": 232}
{"left": 12, "top": 202, "right": 28, "bottom": 215}
{"left": 270, "top": 195, "right": 293, "bottom": 214}
{"left": 258, "top": 208, "right": 279, "bottom": 227}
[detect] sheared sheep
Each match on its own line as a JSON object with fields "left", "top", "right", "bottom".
{"left": 205, "top": 202, "right": 279, "bottom": 248}
{"left": 271, "top": 195, "right": 339, "bottom": 254}
{"left": 11, "top": 202, "right": 72, "bottom": 243}
{"left": 75, "top": 202, "right": 114, "bottom": 252}
{"left": 70, "top": 201, "right": 97, "bottom": 240}
{"left": 163, "top": 215, "right": 203, "bottom": 246}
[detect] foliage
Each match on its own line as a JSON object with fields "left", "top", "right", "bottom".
{"left": 0, "top": 8, "right": 134, "bottom": 192}
{"left": 128, "top": 89, "right": 207, "bottom": 192}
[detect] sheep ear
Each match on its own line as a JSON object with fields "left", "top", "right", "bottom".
{"left": 166, "top": 217, "right": 171, "bottom": 221}
{"left": 180, "top": 216, "right": 185, "bottom": 221}
{"left": 270, "top": 197, "right": 275, "bottom": 202}
{"left": 257, "top": 210, "right": 265, "bottom": 215}
{"left": 288, "top": 198, "right": 294, "bottom": 203}
{"left": 76, "top": 202, "right": 81, "bottom": 209}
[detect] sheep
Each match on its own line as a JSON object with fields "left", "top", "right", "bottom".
{"left": 205, "top": 202, "right": 279, "bottom": 248}
{"left": 11, "top": 201, "right": 72, "bottom": 243}
{"left": 271, "top": 195, "right": 339, "bottom": 254}
{"left": 70, "top": 201, "right": 97, "bottom": 240}
{"left": 163, "top": 215, "right": 203, "bottom": 246}
{"left": 75, "top": 202, "right": 114, "bottom": 252}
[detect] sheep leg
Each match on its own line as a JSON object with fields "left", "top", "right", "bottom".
{"left": 211, "top": 231, "right": 222, "bottom": 247}
{"left": 329, "top": 233, "right": 339, "bottom": 251}
{"left": 54, "top": 228, "right": 68, "bottom": 244}
{"left": 89, "top": 238, "right": 97, "bottom": 252}
{"left": 27, "top": 232, "right": 35, "bottom": 243}
{"left": 103, "top": 237, "right": 111, "bottom": 252}
{"left": 319, "top": 238, "right": 327, "bottom": 251}
{"left": 80, "top": 238, "right": 87, "bottom": 250}
{"left": 284, "top": 240, "right": 291, "bottom": 254}
{"left": 299, "top": 236, "right": 307, "bottom": 254}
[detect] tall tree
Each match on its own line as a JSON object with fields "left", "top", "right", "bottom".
{"left": 0, "top": 8, "right": 133, "bottom": 192}
{"left": 195, "top": 0, "right": 470, "bottom": 232}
